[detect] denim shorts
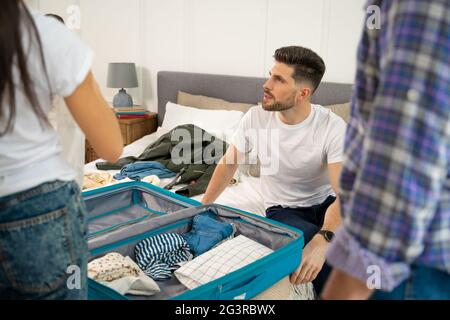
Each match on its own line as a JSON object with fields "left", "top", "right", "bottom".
{"left": 0, "top": 181, "right": 88, "bottom": 300}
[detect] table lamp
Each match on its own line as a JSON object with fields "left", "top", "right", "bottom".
{"left": 107, "top": 62, "right": 138, "bottom": 107}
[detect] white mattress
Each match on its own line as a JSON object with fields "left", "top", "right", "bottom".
{"left": 84, "top": 128, "right": 266, "bottom": 216}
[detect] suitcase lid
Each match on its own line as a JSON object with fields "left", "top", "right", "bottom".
{"left": 82, "top": 181, "right": 201, "bottom": 239}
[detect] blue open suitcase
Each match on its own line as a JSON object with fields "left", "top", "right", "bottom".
{"left": 83, "top": 181, "right": 304, "bottom": 300}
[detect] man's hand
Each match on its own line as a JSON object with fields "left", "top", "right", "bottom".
{"left": 201, "top": 197, "right": 212, "bottom": 205}
{"left": 290, "top": 234, "right": 328, "bottom": 285}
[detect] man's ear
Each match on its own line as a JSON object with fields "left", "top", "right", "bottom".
{"left": 295, "top": 86, "right": 312, "bottom": 103}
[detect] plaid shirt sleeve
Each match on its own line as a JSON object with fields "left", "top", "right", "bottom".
{"left": 327, "top": 0, "right": 450, "bottom": 291}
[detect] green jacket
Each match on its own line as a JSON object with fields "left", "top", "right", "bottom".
{"left": 96, "top": 124, "right": 228, "bottom": 197}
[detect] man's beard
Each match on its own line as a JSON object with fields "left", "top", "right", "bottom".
{"left": 262, "top": 93, "right": 296, "bottom": 112}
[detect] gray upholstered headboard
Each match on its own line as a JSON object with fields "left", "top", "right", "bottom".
{"left": 157, "top": 71, "right": 353, "bottom": 126}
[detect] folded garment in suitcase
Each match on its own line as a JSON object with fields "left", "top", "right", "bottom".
{"left": 83, "top": 181, "right": 304, "bottom": 300}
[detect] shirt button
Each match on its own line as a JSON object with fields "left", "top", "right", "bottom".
{"left": 407, "top": 89, "right": 420, "bottom": 102}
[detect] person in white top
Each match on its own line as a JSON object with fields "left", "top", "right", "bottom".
{"left": 202, "top": 46, "right": 346, "bottom": 296}
{"left": 0, "top": 1, "right": 123, "bottom": 300}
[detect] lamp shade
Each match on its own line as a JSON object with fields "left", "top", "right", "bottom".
{"left": 107, "top": 63, "right": 138, "bottom": 89}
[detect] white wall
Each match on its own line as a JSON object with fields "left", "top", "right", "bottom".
{"left": 80, "top": 0, "right": 144, "bottom": 105}
{"left": 29, "top": 0, "right": 366, "bottom": 112}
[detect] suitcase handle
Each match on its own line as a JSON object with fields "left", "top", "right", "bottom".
{"left": 218, "top": 272, "right": 266, "bottom": 300}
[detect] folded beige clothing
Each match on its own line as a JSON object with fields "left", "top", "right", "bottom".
{"left": 88, "top": 252, "right": 160, "bottom": 296}
{"left": 252, "top": 277, "right": 316, "bottom": 300}
{"left": 83, "top": 172, "right": 113, "bottom": 190}
{"left": 252, "top": 277, "right": 292, "bottom": 300}
{"left": 88, "top": 253, "right": 141, "bottom": 282}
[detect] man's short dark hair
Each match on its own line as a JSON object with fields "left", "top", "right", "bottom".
{"left": 274, "top": 46, "right": 326, "bottom": 92}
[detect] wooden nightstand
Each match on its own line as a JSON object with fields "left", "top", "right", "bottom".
{"left": 85, "top": 112, "right": 158, "bottom": 163}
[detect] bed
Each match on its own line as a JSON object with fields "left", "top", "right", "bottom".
{"left": 85, "top": 71, "right": 353, "bottom": 217}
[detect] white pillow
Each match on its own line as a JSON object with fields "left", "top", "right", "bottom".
{"left": 162, "top": 102, "right": 245, "bottom": 138}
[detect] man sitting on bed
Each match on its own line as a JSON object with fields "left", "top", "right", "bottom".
{"left": 202, "top": 46, "right": 346, "bottom": 297}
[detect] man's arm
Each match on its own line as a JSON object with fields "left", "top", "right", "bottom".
{"left": 322, "top": 269, "right": 373, "bottom": 300}
{"left": 320, "top": 162, "right": 342, "bottom": 233}
{"left": 202, "top": 144, "right": 241, "bottom": 205}
{"left": 291, "top": 162, "right": 342, "bottom": 284}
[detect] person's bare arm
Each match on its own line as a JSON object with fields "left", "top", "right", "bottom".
{"left": 320, "top": 162, "right": 342, "bottom": 233}
{"left": 321, "top": 269, "right": 373, "bottom": 300}
{"left": 291, "top": 162, "right": 342, "bottom": 284}
{"left": 202, "top": 144, "right": 241, "bottom": 205}
{"left": 64, "top": 71, "right": 123, "bottom": 163}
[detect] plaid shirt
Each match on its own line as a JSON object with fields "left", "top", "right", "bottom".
{"left": 327, "top": 0, "right": 450, "bottom": 291}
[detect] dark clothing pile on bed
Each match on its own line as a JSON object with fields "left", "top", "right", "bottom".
{"left": 96, "top": 124, "right": 228, "bottom": 197}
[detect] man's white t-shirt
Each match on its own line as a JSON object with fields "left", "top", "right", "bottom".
{"left": 231, "top": 105, "right": 347, "bottom": 209}
{"left": 0, "top": 8, "right": 93, "bottom": 197}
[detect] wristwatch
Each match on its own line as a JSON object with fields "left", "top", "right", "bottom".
{"left": 318, "top": 230, "right": 334, "bottom": 243}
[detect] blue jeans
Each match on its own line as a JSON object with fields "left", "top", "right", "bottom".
{"left": 0, "top": 181, "right": 88, "bottom": 300}
{"left": 371, "top": 265, "right": 450, "bottom": 300}
{"left": 182, "top": 212, "right": 234, "bottom": 257}
{"left": 266, "top": 196, "right": 336, "bottom": 296}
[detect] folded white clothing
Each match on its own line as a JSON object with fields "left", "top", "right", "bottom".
{"left": 142, "top": 175, "right": 161, "bottom": 186}
{"left": 101, "top": 275, "right": 160, "bottom": 297}
{"left": 174, "top": 235, "right": 273, "bottom": 290}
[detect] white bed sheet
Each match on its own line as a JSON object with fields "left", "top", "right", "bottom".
{"left": 84, "top": 128, "right": 266, "bottom": 216}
